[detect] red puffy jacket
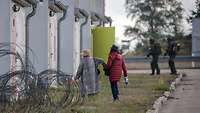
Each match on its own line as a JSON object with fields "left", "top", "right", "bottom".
{"left": 107, "top": 52, "right": 127, "bottom": 81}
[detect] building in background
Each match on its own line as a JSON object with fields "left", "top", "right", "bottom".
{"left": 0, "top": 0, "right": 110, "bottom": 76}
{"left": 192, "top": 19, "right": 200, "bottom": 56}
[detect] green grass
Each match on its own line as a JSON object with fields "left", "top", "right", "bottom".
{"left": 63, "top": 74, "right": 175, "bottom": 113}
{"left": 0, "top": 74, "right": 175, "bottom": 113}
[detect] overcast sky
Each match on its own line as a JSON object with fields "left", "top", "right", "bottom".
{"left": 105, "top": 0, "right": 195, "bottom": 48}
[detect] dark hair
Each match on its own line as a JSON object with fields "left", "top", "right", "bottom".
{"left": 149, "top": 39, "right": 155, "bottom": 44}
{"left": 110, "top": 45, "right": 119, "bottom": 52}
{"left": 167, "top": 38, "right": 175, "bottom": 42}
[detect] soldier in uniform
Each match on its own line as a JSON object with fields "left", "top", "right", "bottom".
{"left": 164, "top": 38, "right": 180, "bottom": 75}
{"left": 146, "top": 39, "right": 161, "bottom": 75}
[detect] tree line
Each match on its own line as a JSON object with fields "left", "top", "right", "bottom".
{"left": 124, "top": 0, "right": 200, "bottom": 56}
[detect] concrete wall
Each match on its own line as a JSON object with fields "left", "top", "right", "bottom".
{"left": 29, "top": 0, "right": 49, "bottom": 73}
{"left": 192, "top": 19, "right": 200, "bottom": 56}
{"left": 58, "top": 0, "right": 75, "bottom": 74}
{"left": 71, "top": 0, "right": 105, "bottom": 75}
{"left": 79, "top": 0, "right": 91, "bottom": 50}
{"left": 0, "top": 0, "right": 11, "bottom": 75}
{"left": 0, "top": 1, "right": 11, "bottom": 43}
{"left": 10, "top": 2, "right": 26, "bottom": 71}
{"left": 79, "top": 0, "right": 105, "bottom": 50}
{"left": 90, "top": 0, "right": 104, "bottom": 15}
{"left": 28, "top": 0, "right": 75, "bottom": 74}
{"left": 48, "top": 14, "right": 58, "bottom": 70}
{"left": 0, "top": 0, "right": 105, "bottom": 75}
{"left": 94, "top": 0, "right": 104, "bottom": 16}
{"left": 72, "top": 0, "right": 80, "bottom": 75}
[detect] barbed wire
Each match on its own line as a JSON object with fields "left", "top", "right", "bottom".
{"left": 0, "top": 43, "right": 82, "bottom": 113}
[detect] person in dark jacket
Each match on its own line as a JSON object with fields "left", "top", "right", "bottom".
{"left": 164, "top": 38, "right": 179, "bottom": 75}
{"left": 146, "top": 39, "right": 161, "bottom": 75}
{"left": 107, "top": 44, "right": 128, "bottom": 101}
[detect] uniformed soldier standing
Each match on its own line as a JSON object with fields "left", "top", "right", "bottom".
{"left": 147, "top": 39, "right": 161, "bottom": 75}
{"left": 164, "top": 38, "right": 179, "bottom": 75}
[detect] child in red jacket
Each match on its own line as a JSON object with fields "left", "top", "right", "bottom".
{"left": 106, "top": 45, "right": 128, "bottom": 101}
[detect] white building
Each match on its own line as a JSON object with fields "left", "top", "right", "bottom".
{"left": 0, "top": 0, "right": 110, "bottom": 75}
{"left": 192, "top": 19, "right": 200, "bottom": 56}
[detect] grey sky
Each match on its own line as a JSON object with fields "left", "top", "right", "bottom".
{"left": 181, "top": 0, "right": 196, "bottom": 15}
{"left": 105, "top": 0, "right": 195, "bottom": 47}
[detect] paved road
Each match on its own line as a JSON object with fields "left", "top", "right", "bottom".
{"left": 158, "top": 69, "right": 200, "bottom": 113}
{"left": 128, "top": 69, "right": 172, "bottom": 74}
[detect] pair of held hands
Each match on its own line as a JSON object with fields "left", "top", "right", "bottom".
{"left": 105, "top": 76, "right": 128, "bottom": 86}
{"left": 72, "top": 75, "right": 128, "bottom": 86}
{"left": 124, "top": 77, "right": 128, "bottom": 87}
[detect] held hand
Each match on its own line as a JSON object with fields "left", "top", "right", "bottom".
{"left": 105, "top": 76, "right": 109, "bottom": 81}
{"left": 69, "top": 79, "right": 75, "bottom": 84}
{"left": 124, "top": 77, "right": 128, "bottom": 87}
{"left": 72, "top": 76, "right": 75, "bottom": 81}
{"left": 71, "top": 76, "right": 79, "bottom": 84}
{"left": 145, "top": 55, "right": 150, "bottom": 59}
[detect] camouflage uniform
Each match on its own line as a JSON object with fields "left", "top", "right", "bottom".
{"left": 147, "top": 39, "right": 161, "bottom": 75}
{"left": 165, "top": 38, "right": 179, "bottom": 75}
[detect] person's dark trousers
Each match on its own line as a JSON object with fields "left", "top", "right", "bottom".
{"left": 150, "top": 61, "right": 155, "bottom": 74}
{"left": 169, "top": 55, "right": 177, "bottom": 74}
{"left": 110, "top": 81, "right": 119, "bottom": 101}
{"left": 151, "top": 56, "right": 160, "bottom": 75}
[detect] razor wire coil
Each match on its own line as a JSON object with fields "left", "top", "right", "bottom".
{"left": 0, "top": 43, "right": 83, "bottom": 113}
